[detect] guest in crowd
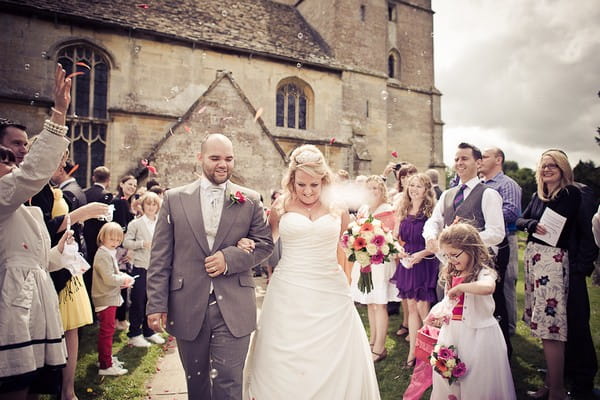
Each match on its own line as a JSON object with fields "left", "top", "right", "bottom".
{"left": 123, "top": 192, "right": 166, "bottom": 347}
{"left": 479, "top": 147, "right": 522, "bottom": 336}
{"left": 431, "top": 223, "right": 515, "bottom": 400}
{"left": 425, "top": 168, "right": 443, "bottom": 199}
{"left": 423, "top": 142, "right": 510, "bottom": 356}
{"left": 111, "top": 174, "right": 138, "bottom": 331}
{"left": 517, "top": 149, "right": 581, "bottom": 400}
{"left": 391, "top": 173, "right": 438, "bottom": 368}
{"left": 92, "top": 222, "right": 135, "bottom": 376}
{"left": 48, "top": 165, "right": 93, "bottom": 400}
{"left": 565, "top": 180, "right": 599, "bottom": 399}
{"left": 0, "top": 64, "right": 71, "bottom": 400}
{"left": 350, "top": 175, "right": 399, "bottom": 362}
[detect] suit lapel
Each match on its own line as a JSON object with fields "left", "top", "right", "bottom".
{"left": 212, "top": 183, "right": 241, "bottom": 251}
{"left": 180, "top": 180, "right": 211, "bottom": 255}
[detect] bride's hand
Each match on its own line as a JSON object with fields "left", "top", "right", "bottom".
{"left": 237, "top": 238, "right": 255, "bottom": 253}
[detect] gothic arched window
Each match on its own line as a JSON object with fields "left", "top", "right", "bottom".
{"left": 276, "top": 80, "right": 313, "bottom": 130}
{"left": 388, "top": 49, "right": 401, "bottom": 79}
{"left": 57, "top": 45, "right": 109, "bottom": 187}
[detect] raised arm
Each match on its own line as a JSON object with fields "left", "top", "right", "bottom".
{"left": 0, "top": 64, "right": 71, "bottom": 213}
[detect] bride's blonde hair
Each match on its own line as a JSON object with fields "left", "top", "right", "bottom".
{"left": 277, "top": 144, "right": 335, "bottom": 214}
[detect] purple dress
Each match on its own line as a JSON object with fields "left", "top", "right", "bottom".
{"left": 391, "top": 214, "right": 438, "bottom": 302}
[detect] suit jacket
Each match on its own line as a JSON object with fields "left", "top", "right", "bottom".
{"left": 146, "top": 180, "right": 274, "bottom": 340}
{"left": 61, "top": 179, "right": 87, "bottom": 210}
{"left": 83, "top": 184, "right": 113, "bottom": 263}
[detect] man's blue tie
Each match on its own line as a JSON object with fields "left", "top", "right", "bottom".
{"left": 453, "top": 184, "right": 467, "bottom": 210}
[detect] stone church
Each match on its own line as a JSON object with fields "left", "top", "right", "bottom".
{"left": 0, "top": 0, "right": 443, "bottom": 197}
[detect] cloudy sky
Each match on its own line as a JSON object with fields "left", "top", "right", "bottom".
{"left": 431, "top": 0, "right": 600, "bottom": 170}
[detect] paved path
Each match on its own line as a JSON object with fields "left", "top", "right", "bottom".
{"left": 145, "top": 276, "right": 268, "bottom": 399}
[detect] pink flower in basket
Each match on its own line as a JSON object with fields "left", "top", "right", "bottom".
{"left": 437, "top": 347, "right": 453, "bottom": 360}
{"left": 452, "top": 362, "right": 467, "bottom": 378}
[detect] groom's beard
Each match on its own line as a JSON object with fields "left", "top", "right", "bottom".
{"left": 203, "top": 166, "right": 232, "bottom": 185}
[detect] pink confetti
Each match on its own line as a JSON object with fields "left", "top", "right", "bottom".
{"left": 253, "top": 107, "right": 263, "bottom": 122}
{"left": 141, "top": 159, "right": 148, "bottom": 167}
{"left": 391, "top": 151, "right": 398, "bottom": 158}
{"left": 22, "top": 242, "right": 29, "bottom": 250}
{"left": 75, "top": 61, "right": 91, "bottom": 70}
{"left": 184, "top": 125, "right": 192, "bottom": 133}
{"left": 66, "top": 72, "right": 85, "bottom": 79}
{"left": 147, "top": 165, "right": 158, "bottom": 175}
{"left": 329, "top": 137, "right": 336, "bottom": 145}
{"left": 137, "top": 3, "right": 150, "bottom": 9}
{"left": 197, "top": 106, "right": 207, "bottom": 114}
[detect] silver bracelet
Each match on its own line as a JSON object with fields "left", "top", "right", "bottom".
{"left": 43, "top": 119, "right": 68, "bottom": 137}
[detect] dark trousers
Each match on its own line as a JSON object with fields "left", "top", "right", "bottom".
{"left": 494, "top": 239, "right": 512, "bottom": 358}
{"left": 176, "top": 295, "right": 251, "bottom": 400}
{"left": 565, "top": 273, "right": 598, "bottom": 394}
{"left": 127, "top": 266, "right": 153, "bottom": 338}
{"left": 116, "top": 288, "right": 128, "bottom": 322}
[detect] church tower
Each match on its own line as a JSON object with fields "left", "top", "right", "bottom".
{"left": 296, "top": 0, "right": 444, "bottom": 175}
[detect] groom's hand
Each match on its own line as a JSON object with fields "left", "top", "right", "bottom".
{"left": 148, "top": 313, "right": 167, "bottom": 332}
{"left": 205, "top": 251, "right": 226, "bottom": 277}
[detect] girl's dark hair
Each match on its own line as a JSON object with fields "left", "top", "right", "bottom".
{"left": 116, "top": 175, "right": 137, "bottom": 198}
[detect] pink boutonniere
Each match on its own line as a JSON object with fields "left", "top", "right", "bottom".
{"left": 228, "top": 191, "right": 247, "bottom": 207}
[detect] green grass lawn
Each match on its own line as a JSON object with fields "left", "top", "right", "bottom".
{"left": 366, "top": 237, "right": 600, "bottom": 399}
{"left": 42, "top": 328, "right": 167, "bottom": 400}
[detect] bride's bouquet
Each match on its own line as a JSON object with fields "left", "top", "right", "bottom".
{"left": 340, "top": 215, "right": 401, "bottom": 293}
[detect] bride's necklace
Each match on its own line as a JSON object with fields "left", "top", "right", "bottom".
{"left": 298, "top": 199, "right": 320, "bottom": 213}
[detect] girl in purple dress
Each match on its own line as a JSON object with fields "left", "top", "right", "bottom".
{"left": 391, "top": 173, "right": 439, "bottom": 367}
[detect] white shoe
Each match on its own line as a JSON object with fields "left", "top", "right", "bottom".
{"left": 128, "top": 335, "right": 151, "bottom": 348}
{"left": 99, "top": 365, "right": 128, "bottom": 376}
{"left": 96, "top": 356, "right": 124, "bottom": 368}
{"left": 145, "top": 333, "right": 166, "bottom": 345}
{"left": 115, "top": 320, "right": 130, "bottom": 330}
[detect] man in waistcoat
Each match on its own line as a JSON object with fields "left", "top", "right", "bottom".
{"left": 423, "top": 142, "right": 512, "bottom": 357}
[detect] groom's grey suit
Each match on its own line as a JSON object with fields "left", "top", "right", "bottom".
{"left": 147, "top": 179, "right": 273, "bottom": 399}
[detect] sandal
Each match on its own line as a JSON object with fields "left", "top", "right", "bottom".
{"left": 396, "top": 325, "right": 409, "bottom": 337}
{"left": 372, "top": 348, "right": 387, "bottom": 363}
{"left": 526, "top": 385, "right": 549, "bottom": 399}
{"left": 402, "top": 358, "right": 416, "bottom": 369}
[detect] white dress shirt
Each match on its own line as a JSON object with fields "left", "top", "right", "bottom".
{"left": 200, "top": 177, "right": 226, "bottom": 250}
{"left": 422, "top": 176, "right": 505, "bottom": 248}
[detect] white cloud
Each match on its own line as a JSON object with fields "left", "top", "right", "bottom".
{"left": 433, "top": 0, "right": 600, "bottom": 170}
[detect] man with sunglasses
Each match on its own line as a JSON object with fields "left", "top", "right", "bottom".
{"left": 423, "top": 142, "right": 511, "bottom": 356}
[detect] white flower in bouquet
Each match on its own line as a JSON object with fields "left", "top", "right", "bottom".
{"left": 347, "top": 236, "right": 355, "bottom": 247}
{"left": 381, "top": 245, "right": 390, "bottom": 255}
{"left": 430, "top": 357, "right": 437, "bottom": 366}
{"left": 371, "top": 218, "right": 382, "bottom": 227}
{"left": 442, "top": 370, "right": 452, "bottom": 378}
{"left": 344, "top": 248, "right": 353, "bottom": 258}
{"left": 362, "top": 230, "right": 374, "bottom": 242}
{"left": 445, "top": 358, "right": 456, "bottom": 368}
{"left": 356, "top": 252, "right": 371, "bottom": 266}
{"left": 366, "top": 243, "right": 378, "bottom": 256}
{"left": 351, "top": 223, "right": 361, "bottom": 235}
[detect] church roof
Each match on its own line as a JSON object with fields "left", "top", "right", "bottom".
{"left": 1, "top": 0, "right": 339, "bottom": 69}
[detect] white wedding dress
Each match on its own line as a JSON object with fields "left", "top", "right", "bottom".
{"left": 245, "top": 212, "right": 380, "bottom": 399}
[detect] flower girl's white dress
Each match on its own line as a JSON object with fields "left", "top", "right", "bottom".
{"left": 245, "top": 212, "right": 380, "bottom": 399}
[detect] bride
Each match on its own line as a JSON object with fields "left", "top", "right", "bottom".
{"left": 244, "top": 145, "right": 380, "bottom": 399}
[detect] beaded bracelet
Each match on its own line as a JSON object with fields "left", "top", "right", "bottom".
{"left": 43, "top": 119, "right": 68, "bottom": 137}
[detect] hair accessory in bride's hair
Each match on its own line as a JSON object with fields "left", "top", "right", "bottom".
{"left": 295, "top": 150, "right": 321, "bottom": 165}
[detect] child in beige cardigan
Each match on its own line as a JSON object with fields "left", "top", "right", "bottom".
{"left": 92, "top": 222, "right": 134, "bottom": 376}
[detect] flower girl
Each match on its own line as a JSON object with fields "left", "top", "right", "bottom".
{"left": 430, "top": 223, "right": 515, "bottom": 400}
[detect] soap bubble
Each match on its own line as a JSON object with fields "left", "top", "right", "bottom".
{"left": 380, "top": 90, "right": 389, "bottom": 100}
{"left": 24, "top": 64, "right": 30, "bottom": 71}
{"left": 209, "top": 368, "right": 219, "bottom": 379}
{"left": 297, "top": 32, "right": 303, "bottom": 39}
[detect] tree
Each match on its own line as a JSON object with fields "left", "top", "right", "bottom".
{"left": 504, "top": 162, "right": 536, "bottom": 210}
{"left": 574, "top": 160, "right": 600, "bottom": 197}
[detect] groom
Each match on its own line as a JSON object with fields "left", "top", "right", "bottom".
{"left": 147, "top": 133, "right": 273, "bottom": 399}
